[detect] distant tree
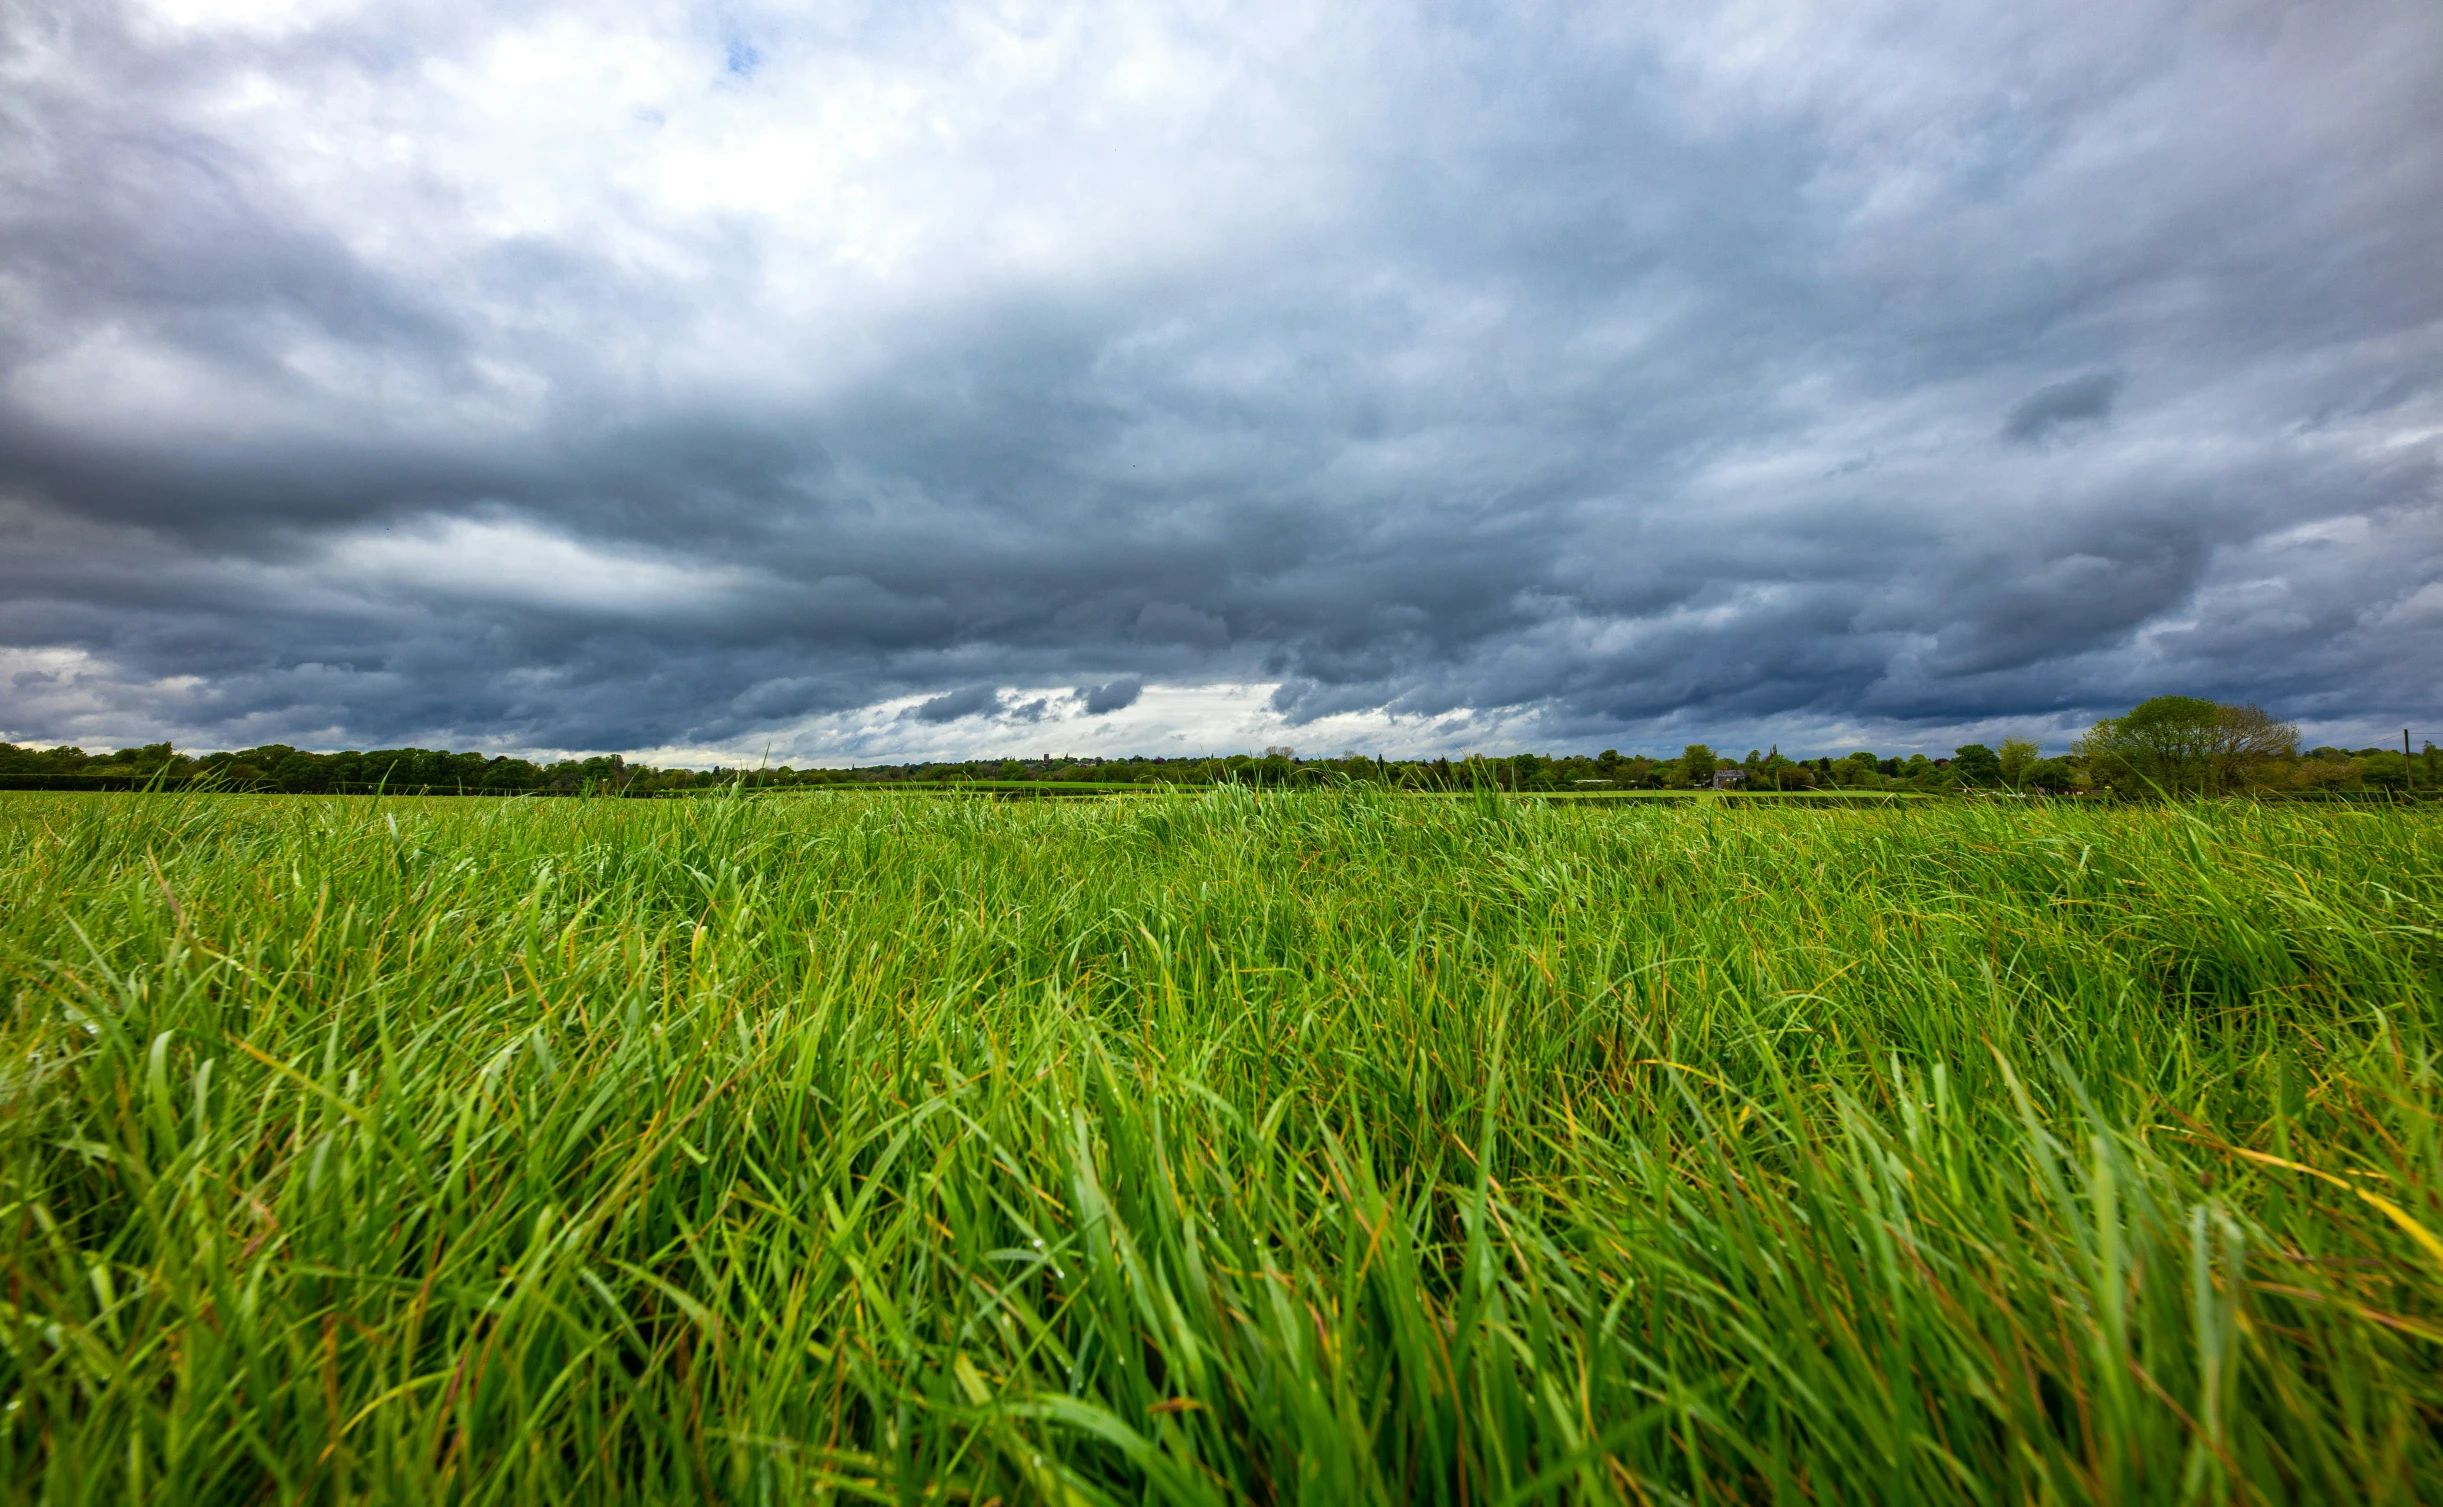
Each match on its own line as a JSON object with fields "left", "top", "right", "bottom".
{"left": 1763, "top": 753, "right": 1815, "bottom": 789}
{"left": 1951, "top": 744, "right": 2002, "bottom": 786}
{"left": 92, "top": 742, "right": 181, "bottom": 773}
{"left": 1681, "top": 745, "right": 1717, "bottom": 786}
{"left": 2077, "top": 697, "right": 2218, "bottom": 795}
{"left": 2207, "top": 704, "right": 2300, "bottom": 791}
{"left": 1997, "top": 737, "right": 2042, "bottom": 789}
{"left": 2024, "top": 757, "right": 2079, "bottom": 792}
{"left": 2359, "top": 750, "right": 2410, "bottom": 791}
{"left": 478, "top": 756, "right": 543, "bottom": 792}
{"left": 272, "top": 749, "right": 331, "bottom": 792}
{"left": 2076, "top": 697, "right": 2298, "bottom": 796}
{"left": 2288, "top": 751, "right": 2360, "bottom": 789}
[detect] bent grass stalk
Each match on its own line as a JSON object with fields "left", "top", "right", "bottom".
{"left": 1, "top": 789, "right": 2438, "bottom": 1502}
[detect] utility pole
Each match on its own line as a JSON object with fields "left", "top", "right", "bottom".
{"left": 2409, "top": 728, "right": 2416, "bottom": 795}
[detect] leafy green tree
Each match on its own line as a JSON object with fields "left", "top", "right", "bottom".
{"left": 272, "top": 750, "right": 332, "bottom": 792}
{"left": 0, "top": 743, "right": 92, "bottom": 774}
{"left": 2359, "top": 750, "right": 2409, "bottom": 790}
{"left": 91, "top": 742, "right": 180, "bottom": 773}
{"left": 1761, "top": 753, "right": 1814, "bottom": 789}
{"left": 1997, "top": 737, "right": 2041, "bottom": 789}
{"left": 1951, "top": 744, "right": 2002, "bottom": 786}
{"left": 2024, "top": 757, "right": 2079, "bottom": 791}
{"left": 2077, "top": 697, "right": 2297, "bottom": 796}
{"left": 1831, "top": 752, "right": 1882, "bottom": 788}
{"left": 1681, "top": 745, "right": 1717, "bottom": 786}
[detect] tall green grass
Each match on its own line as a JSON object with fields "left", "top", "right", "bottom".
{"left": 2, "top": 788, "right": 2437, "bottom": 1503}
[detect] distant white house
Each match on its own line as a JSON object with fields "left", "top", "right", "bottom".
{"left": 1711, "top": 769, "right": 1748, "bottom": 788}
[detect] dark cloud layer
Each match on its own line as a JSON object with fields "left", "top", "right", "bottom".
{"left": 1, "top": 0, "right": 2438, "bottom": 760}
{"left": 2004, "top": 373, "right": 2120, "bottom": 445}
{"left": 1079, "top": 678, "right": 1143, "bottom": 716}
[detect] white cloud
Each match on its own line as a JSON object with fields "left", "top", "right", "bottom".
{"left": 325, "top": 517, "right": 763, "bottom": 617}
{"left": 129, "top": 0, "right": 367, "bottom": 42}
{"left": 632, "top": 679, "right": 1551, "bottom": 767}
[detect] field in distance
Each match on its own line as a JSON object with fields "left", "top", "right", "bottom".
{"left": 2, "top": 789, "right": 2438, "bottom": 1503}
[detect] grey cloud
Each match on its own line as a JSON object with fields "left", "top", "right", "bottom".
{"left": 1077, "top": 678, "right": 1143, "bottom": 715}
{"left": 903, "top": 685, "right": 1053, "bottom": 727}
{"left": 2004, "top": 373, "right": 2123, "bottom": 444}
{"left": 1133, "top": 603, "right": 1231, "bottom": 650}
{"left": 2, "top": 1, "right": 2439, "bottom": 759}
{"left": 910, "top": 684, "right": 1003, "bottom": 724}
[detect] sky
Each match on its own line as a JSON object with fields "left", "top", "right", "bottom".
{"left": 1, "top": 0, "right": 2438, "bottom": 766}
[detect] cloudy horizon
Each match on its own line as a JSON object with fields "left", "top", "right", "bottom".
{"left": 3, "top": 0, "right": 2439, "bottom": 765}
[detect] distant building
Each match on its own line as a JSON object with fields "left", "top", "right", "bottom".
{"left": 1712, "top": 769, "right": 1748, "bottom": 788}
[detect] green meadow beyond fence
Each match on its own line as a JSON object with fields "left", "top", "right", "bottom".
{"left": 1, "top": 788, "right": 2438, "bottom": 1504}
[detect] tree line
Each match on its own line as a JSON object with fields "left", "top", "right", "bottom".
{"left": 0, "top": 697, "right": 2431, "bottom": 797}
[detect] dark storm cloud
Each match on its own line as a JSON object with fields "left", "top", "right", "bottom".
{"left": 1, "top": 0, "right": 2438, "bottom": 760}
{"left": 1078, "top": 678, "right": 1143, "bottom": 716}
{"left": 910, "top": 685, "right": 1002, "bottom": 724}
{"left": 2004, "top": 373, "right": 2121, "bottom": 444}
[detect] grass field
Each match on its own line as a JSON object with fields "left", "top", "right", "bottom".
{"left": 2, "top": 788, "right": 2438, "bottom": 1504}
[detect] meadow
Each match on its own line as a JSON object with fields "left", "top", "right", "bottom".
{"left": 1, "top": 788, "right": 2438, "bottom": 1504}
